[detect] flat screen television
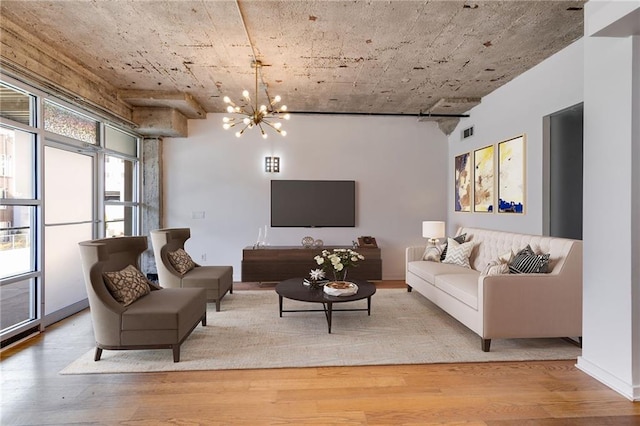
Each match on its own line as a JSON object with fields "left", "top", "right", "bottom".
{"left": 271, "top": 180, "right": 356, "bottom": 227}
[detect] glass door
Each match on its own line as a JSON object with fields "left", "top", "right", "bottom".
{"left": 43, "top": 145, "right": 94, "bottom": 318}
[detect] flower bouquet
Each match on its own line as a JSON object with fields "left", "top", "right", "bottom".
{"left": 313, "top": 248, "right": 365, "bottom": 283}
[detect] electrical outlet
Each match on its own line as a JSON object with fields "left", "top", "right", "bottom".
{"left": 192, "top": 211, "right": 205, "bottom": 219}
{"left": 201, "top": 253, "right": 207, "bottom": 262}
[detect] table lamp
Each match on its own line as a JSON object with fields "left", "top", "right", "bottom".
{"left": 422, "top": 221, "right": 446, "bottom": 257}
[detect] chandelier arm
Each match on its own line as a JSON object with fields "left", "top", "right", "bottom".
{"left": 261, "top": 120, "right": 282, "bottom": 134}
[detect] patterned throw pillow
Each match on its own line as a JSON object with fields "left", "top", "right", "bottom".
{"left": 481, "top": 250, "right": 513, "bottom": 276}
{"left": 103, "top": 264, "right": 151, "bottom": 306}
{"left": 442, "top": 237, "right": 475, "bottom": 269}
{"left": 509, "top": 245, "right": 551, "bottom": 274}
{"left": 168, "top": 248, "right": 196, "bottom": 274}
{"left": 440, "top": 233, "right": 467, "bottom": 261}
{"left": 422, "top": 246, "right": 442, "bottom": 262}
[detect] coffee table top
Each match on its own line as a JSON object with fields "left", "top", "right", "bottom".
{"left": 275, "top": 278, "right": 376, "bottom": 304}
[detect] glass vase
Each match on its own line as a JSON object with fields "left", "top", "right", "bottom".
{"left": 333, "top": 269, "right": 348, "bottom": 282}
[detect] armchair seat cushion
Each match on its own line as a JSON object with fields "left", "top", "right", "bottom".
{"left": 182, "top": 265, "right": 233, "bottom": 290}
{"left": 122, "top": 287, "right": 206, "bottom": 333}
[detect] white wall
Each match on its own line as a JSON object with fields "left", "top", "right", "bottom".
{"left": 445, "top": 39, "right": 584, "bottom": 236}
{"left": 576, "top": 0, "right": 640, "bottom": 402}
{"left": 163, "top": 114, "right": 448, "bottom": 281}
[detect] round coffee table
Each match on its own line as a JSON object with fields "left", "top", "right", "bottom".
{"left": 275, "top": 278, "right": 376, "bottom": 333}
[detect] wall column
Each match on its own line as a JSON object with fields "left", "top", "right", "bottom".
{"left": 141, "top": 137, "right": 163, "bottom": 275}
{"left": 577, "top": 1, "right": 640, "bottom": 401}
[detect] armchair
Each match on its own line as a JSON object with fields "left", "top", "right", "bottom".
{"left": 78, "top": 236, "right": 207, "bottom": 362}
{"left": 150, "top": 228, "right": 233, "bottom": 311}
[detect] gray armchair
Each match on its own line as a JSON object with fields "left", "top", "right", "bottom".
{"left": 150, "top": 228, "right": 233, "bottom": 311}
{"left": 78, "top": 236, "right": 207, "bottom": 362}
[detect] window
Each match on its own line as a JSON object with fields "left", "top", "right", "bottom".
{"left": 0, "top": 126, "right": 36, "bottom": 199}
{"left": 1, "top": 74, "right": 142, "bottom": 343}
{"left": 0, "top": 205, "right": 35, "bottom": 279}
{"left": 43, "top": 100, "right": 99, "bottom": 145}
{"left": 0, "top": 83, "right": 33, "bottom": 126}
{"left": 105, "top": 155, "right": 137, "bottom": 237}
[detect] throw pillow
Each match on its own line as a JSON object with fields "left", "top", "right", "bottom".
{"left": 168, "top": 248, "right": 196, "bottom": 274}
{"left": 440, "top": 233, "right": 467, "bottom": 261}
{"left": 442, "top": 237, "right": 475, "bottom": 269}
{"left": 481, "top": 250, "right": 514, "bottom": 275}
{"left": 509, "top": 245, "right": 551, "bottom": 274}
{"left": 102, "top": 264, "right": 151, "bottom": 306}
{"left": 483, "top": 262, "right": 510, "bottom": 276}
{"left": 422, "top": 246, "right": 442, "bottom": 262}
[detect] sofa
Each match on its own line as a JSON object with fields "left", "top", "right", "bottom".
{"left": 406, "top": 227, "right": 582, "bottom": 351}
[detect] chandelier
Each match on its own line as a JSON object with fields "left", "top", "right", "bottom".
{"left": 222, "top": 60, "right": 290, "bottom": 138}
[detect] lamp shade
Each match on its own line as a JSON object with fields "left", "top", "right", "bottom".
{"left": 422, "top": 221, "right": 445, "bottom": 239}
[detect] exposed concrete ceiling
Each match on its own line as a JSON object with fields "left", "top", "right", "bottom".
{"left": 0, "top": 0, "right": 585, "bottom": 135}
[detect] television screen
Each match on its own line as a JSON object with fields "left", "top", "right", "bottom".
{"left": 271, "top": 180, "right": 356, "bottom": 227}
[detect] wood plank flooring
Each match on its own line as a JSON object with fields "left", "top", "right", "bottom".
{"left": 1, "top": 282, "right": 638, "bottom": 425}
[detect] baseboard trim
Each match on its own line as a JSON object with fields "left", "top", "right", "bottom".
{"left": 43, "top": 299, "right": 89, "bottom": 327}
{"left": 577, "top": 356, "right": 639, "bottom": 401}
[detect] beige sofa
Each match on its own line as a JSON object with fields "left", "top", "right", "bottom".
{"left": 406, "top": 227, "right": 582, "bottom": 351}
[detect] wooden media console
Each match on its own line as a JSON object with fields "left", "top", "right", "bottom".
{"left": 241, "top": 246, "right": 382, "bottom": 282}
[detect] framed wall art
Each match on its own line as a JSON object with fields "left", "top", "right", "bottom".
{"left": 498, "top": 134, "right": 525, "bottom": 213}
{"left": 454, "top": 152, "right": 471, "bottom": 212}
{"left": 473, "top": 144, "right": 494, "bottom": 212}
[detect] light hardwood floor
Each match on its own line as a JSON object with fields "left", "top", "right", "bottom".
{"left": 2, "top": 283, "right": 638, "bottom": 425}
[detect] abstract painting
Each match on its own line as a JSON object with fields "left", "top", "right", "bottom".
{"left": 454, "top": 152, "right": 471, "bottom": 212}
{"left": 474, "top": 145, "right": 494, "bottom": 212}
{"left": 498, "top": 135, "right": 525, "bottom": 213}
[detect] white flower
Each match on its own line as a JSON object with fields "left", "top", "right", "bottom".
{"left": 312, "top": 248, "right": 365, "bottom": 276}
{"left": 309, "top": 269, "right": 325, "bottom": 280}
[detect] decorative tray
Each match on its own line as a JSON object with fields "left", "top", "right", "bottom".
{"left": 323, "top": 281, "right": 358, "bottom": 296}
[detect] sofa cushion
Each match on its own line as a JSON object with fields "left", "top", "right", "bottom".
{"left": 168, "top": 248, "right": 196, "bottom": 274}
{"left": 442, "top": 238, "right": 475, "bottom": 268}
{"left": 102, "top": 264, "right": 151, "bottom": 307}
{"left": 434, "top": 273, "right": 480, "bottom": 309}
{"left": 408, "top": 260, "right": 478, "bottom": 283}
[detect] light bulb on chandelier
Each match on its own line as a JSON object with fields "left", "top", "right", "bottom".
{"left": 221, "top": 60, "right": 289, "bottom": 138}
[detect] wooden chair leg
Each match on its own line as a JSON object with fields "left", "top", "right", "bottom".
{"left": 481, "top": 338, "right": 491, "bottom": 352}
{"left": 94, "top": 347, "right": 103, "bottom": 361}
{"left": 173, "top": 345, "right": 180, "bottom": 362}
{"left": 215, "top": 299, "right": 221, "bottom": 312}
{"left": 201, "top": 313, "right": 207, "bottom": 327}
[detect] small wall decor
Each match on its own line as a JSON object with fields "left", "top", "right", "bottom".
{"left": 454, "top": 152, "right": 471, "bottom": 212}
{"left": 474, "top": 144, "right": 494, "bottom": 212}
{"left": 498, "top": 134, "right": 526, "bottom": 213}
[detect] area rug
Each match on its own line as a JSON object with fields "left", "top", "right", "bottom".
{"left": 60, "top": 289, "right": 581, "bottom": 375}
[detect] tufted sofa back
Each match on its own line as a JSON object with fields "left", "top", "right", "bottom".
{"left": 457, "top": 227, "right": 581, "bottom": 274}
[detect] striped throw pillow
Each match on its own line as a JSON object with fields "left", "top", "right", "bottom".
{"left": 508, "top": 245, "right": 550, "bottom": 274}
